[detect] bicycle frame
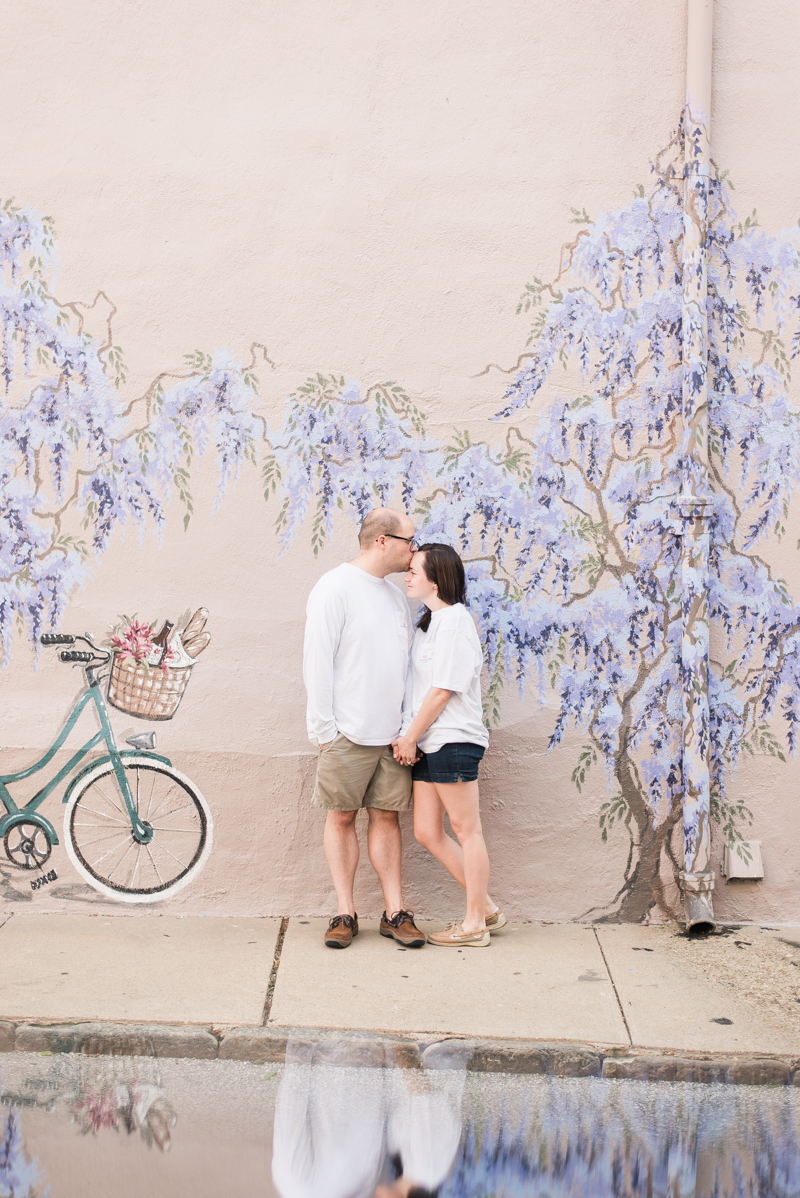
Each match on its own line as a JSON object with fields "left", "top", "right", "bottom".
{"left": 0, "top": 673, "right": 171, "bottom": 848}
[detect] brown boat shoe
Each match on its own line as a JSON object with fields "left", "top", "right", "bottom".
{"left": 380, "top": 909, "right": 426, "bottom": 948}
{"left": 324, "top": 913, "right": 359, "bottom": 948}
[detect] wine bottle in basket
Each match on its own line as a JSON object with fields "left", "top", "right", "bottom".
{"left": 148, "top": 621, "right": 174, "bottom": 667}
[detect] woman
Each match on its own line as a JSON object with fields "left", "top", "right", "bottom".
{"left": 393, "top": 543, "right": 506, "bottom": 947}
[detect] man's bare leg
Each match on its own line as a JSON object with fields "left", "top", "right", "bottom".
{"left": 324, "top": 809, "right": 359, "bottom": 916}
{"left": 366, "top": 808, "right": 404, "bottom": 915}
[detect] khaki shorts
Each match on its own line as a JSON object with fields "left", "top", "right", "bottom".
{"left": 312, "top": 732, "right": 412, "bottom": 812}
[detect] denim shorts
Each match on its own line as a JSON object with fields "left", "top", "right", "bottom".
{"left": 411, "top": 742, "right": 485, "bottom": 784}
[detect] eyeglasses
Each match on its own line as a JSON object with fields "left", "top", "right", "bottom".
{"left": 380, "top": 534, "right": 417, "bottom": 549}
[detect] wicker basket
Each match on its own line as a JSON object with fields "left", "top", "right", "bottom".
{"left": 107, "top": 653, "right": 194, "bottom": 721}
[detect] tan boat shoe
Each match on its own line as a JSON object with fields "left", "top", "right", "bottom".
{"left": 485, "top": 907, "right": 507, "bottom": 932}
{"left": 427, "top": 921, "right": 490, "bottom": 947}
{"left": 324, "top": 913, "right": 358, "bottom": 948}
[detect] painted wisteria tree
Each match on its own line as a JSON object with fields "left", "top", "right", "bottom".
{"left": 264, "top": 120, "right": 800, "bottom": 921}
{"left": 0, "top": 197, "right": 267, "bottom": 659}
{"left": 4, "top": 114, "right": 800, "bottom": 920}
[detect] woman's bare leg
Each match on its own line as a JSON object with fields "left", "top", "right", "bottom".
{"left": 413, "top": 780, "right": 495, "bottom": 924}
{"left": 434, "top": 780, "right": 489, "bottom": 932}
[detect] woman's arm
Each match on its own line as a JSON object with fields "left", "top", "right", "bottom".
{"left": 393, "top": 687, "right": 451, "bottom": 763}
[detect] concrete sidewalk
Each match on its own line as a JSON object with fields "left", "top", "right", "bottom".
{"left": 0, "top": 912, "right": 797, "bottom": 1061}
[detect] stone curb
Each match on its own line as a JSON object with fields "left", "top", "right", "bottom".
{"left": 10, "top": 1022, "right": 218, "bottom": 1060}
{"left": 1, "top": 1021, "right": 798, "bottom": 1085}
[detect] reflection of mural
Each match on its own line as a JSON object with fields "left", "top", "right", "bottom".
{"left": 1, "top": 1052, "right": 177, "bottom": 1190}
{"left": 4, "top": 112, "right": 800, "bottom": 919}
{"left": 70, "top": 1074, "right": 176, "bottom": 1151}
{"left": 0, "top": 1071, "right": 43, "bottom": 1197}
{"left": 446, "top": 1075, "right": 800, "bottom": 1197}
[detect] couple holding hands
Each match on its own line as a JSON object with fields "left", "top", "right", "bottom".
{"left": 303, "top": 508, "right": 505, "bottom": 949}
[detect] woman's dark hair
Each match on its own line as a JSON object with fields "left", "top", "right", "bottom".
{"left": 414, "top": 542, "right": 466, "bottom": 631}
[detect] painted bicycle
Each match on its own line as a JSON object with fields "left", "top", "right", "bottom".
{"left": 0, "top": 632, "right": 213, "bottom": 902}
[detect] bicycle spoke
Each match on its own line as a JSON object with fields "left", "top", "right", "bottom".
{"left": 149, "top": 838, "right": 189, "bottom": 871}
{"left": 107, "top": 838, "right": 137, "bottom": 881}
{"left": 131, "top": 844, "right": 143, "bottom": 889}
{"left": 75, "top": 830, "right": 128, "bottom": 849}
{"left": 145, "top": 771, "right": 158, "bottom": 820}
{"left": 74, "top": 805, "right": 128, "bottom": 825}
{"left": 73, "top": 821, "right": 128, "bottom": 828}
{"left": 145, "top": 844, "right": 164, "bottom": 886}
{"left": 149, "top": 827, "right": 199, "bottom": 834}
{"left": 149, "top": 804, "right": 196, "bottom": 821}
{"left": 135, "top": 769, "right": 140, "bottom": 816}
{"left": 91, "top": 834, "right": 134, "bottom": 869}
{"left": 148, "top": 783, "right": 183, "bottom": 822}
{"left": 93, "top": 781, "right": 127, "bottom": 817}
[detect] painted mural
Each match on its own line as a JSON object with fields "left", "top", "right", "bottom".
{"left": 0, "top": 610, "right": 213, "bottom": 903}
{"left": 2, "top": 114, "right": 800, "bottom": 918}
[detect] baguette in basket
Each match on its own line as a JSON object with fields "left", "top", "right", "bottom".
{"left": 106, "top": 611, "right": 211, "bottom": 721}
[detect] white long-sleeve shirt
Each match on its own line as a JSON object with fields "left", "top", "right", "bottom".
{"left": 271, "top": 1038, "right": 467, "bottom": 1198}
{"left": 303, "top": 563, "right": 413, "bottom": 746}
{"left": 272, "top": 1061, "right": 386, "bottom": 1198}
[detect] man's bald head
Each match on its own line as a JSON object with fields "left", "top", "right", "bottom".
{"left": 358, "top": 508, "right": 405, "bottom": 548}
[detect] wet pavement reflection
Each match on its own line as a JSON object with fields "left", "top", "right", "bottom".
{"left": 1, "top": 1036, "right": 799, "bottom": 1197}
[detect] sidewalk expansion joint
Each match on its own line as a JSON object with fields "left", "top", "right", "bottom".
{"left": 262, "top": 915, "right": 288, "bottom": 1025}
{"left": 1, "top": 1020, "right": 798, "bottom": 1086}
{"left": 593, "top": 926, "right": 633, "bottom": 1046}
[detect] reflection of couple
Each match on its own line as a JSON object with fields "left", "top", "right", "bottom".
{"left": 271, "top": 1038, "right": 468, "bottom": 1198}
{"left": 304, "top": 508, "right": 506, "bottom": 949}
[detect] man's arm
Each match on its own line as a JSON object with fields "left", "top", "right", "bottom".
{"left": 303, "top": 583, "right": 345, "bottom": 746}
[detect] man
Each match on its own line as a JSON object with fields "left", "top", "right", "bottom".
{"left": 304, "top": 507, "right": 426, "bottom": 949}
{"left": 272, "top": 1036, "right": 466, "bottom": 1198}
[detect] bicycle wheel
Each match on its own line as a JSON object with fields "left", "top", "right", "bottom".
{"left": 63, "top": 756, "right": 213, "bottom": 902}
{"left": 4, "top": 821, "right": 52, "bottom": 869}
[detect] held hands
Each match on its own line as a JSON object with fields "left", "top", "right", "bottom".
{"left": 392, "top": 734, "right": 420, "bottom": 767}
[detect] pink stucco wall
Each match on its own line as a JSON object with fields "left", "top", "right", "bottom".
{"left": 1, "top": 0, "right": 799, "bottom": 922}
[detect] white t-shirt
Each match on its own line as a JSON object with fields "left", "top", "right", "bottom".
{"left": 404, "top": 603, "right": 489, "bottom": 754}
{"left": 386, "top": 1043, "right": 467, "bottom": 1190}
{"left": 304, "top": 563, "right": 413, "bottom": 747}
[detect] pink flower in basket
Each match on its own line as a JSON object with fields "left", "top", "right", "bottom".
{"left": 110, "top": 618, "right": 177, "bottom": 675}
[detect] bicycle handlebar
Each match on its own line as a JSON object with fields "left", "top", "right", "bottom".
{"left": 41, "top": 631, "right": 111, "bottom": 668}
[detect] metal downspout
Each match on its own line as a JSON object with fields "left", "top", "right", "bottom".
{"left": 678, "top": 0, "right": 716, "bottom": 932}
